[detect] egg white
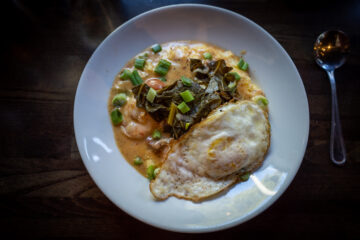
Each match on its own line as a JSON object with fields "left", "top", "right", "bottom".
{"left": 150, "top": 100, "right": 270, "bottom": 201}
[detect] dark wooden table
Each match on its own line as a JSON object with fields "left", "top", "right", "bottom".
{"left": 1, "top": 0, "right": 360, "bottom": 239}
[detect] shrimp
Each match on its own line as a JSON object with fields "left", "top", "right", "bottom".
{"left": 145, "top": 78, "right": 166, "bottom": 90}
{"left": 121, "top": 96, "right": 156, "bottom": 139}
{"left": 146, "top": 136, "right": 173, "bottom": 162}
{"left": 146, "top": 136, "right": 173, "bottom": 152}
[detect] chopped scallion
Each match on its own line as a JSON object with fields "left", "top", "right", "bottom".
{"left": 237, "top": 58, "right": 248, "bottom": 71}
{"left": 111, "top": 108, "right": 123, "bottom": 125}
{"left": 129, "top": 70, "right": 143, "bottom": 86}
{"left": 147, "top": 165, "right": 156, "bottom": 180}
{"left": 154, "top": 168, "right": 160, "bottom": 177}
{"left": 146, "top": 88, "right": 157, "bottom": 103}
{"left": 154, "top": 59, "right": 171, "bottom": 76}
{"left": 185, "top": 122, "right": 190, "bottom": 130}
{"left": 181, "top": 76, "right": 192, "bottom": 86}
{"left": 238, "top": 59, "right": 245, "bottom": 68}
{"left": 151, "top": 43, "right": 162, "bottom": 53}
{"left": 228, "top": 81, "right": 237, "bottom": 91}
{"left": 253, "top": 95, "right": 269, "bottom": 107}
{"left": 203, "top": 52, "right": 212, "bottom": 60}
{"left": 112, "top": 93, "right": 127, "bottom": 107}
{"left": 152, "top": 129, "right": 162, "bottom": 139}
{"left": 134, "top": 156, "right": 143, "bottom": 165}
{"left": 134, "top": 58, "right": 146, "bottom": 70}
{"left": 119, "top": 69, "right": 132, "bottom": 80}
{"left": 167, "top": 102, "right": 177, "bottom": 126}
{"left": 240, "top": 173, "right": 250, "bottom": 181}
{"left": 180, "top": 90, "right": 194, "bottom": 102}
{"left": 241, "top": 62, "right": 248, "bottom": 71}
{"left": 139, "top": 53, "right": 148, "bottom": 59}
{"left": 177, "top": 101, "right": 190, "bottom": 114}
{"left": 228, "top": 72, "right": 241, "bottom": 81}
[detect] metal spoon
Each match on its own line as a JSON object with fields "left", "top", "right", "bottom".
{"left": 314, "top": 30, "right": 350, "bottom": 165}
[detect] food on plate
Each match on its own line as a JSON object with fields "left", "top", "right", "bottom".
{"left": 150, "top": 101, "right": 270, "bottom": 201}
{"left": 108, "top": 41, "right": 270, "bottom": 201}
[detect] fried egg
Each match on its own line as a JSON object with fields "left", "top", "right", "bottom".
{"left": 150, "top": 100, "right": 270, "bottom": 201}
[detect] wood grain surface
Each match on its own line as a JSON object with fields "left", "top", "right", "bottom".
{"left": 1, "top": 0, "right": 359, "bottom": 239}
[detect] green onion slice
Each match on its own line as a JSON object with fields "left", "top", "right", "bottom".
{"left": 181, "top": 76, "right": 192, "bottom": 86}
{"left": 154, "top": 168, "right": 160, "bottom": 177}
{"left": 237, "top": 58, "right": 248, "bottom": 71}
{"left": 240, "top": 62, "right": 248, "bottom": 71}
{"left": 180, "top": 90, "right": 194, "bottom": 102}
{"left": 146, "top": 88, "right": 157, "bottom": 103}
{"left": 129, "top": 70, "right": 143, "bottom": 86}
{"left": 253, "top": 95, "right": 269, "bottom": 107}
{"left": 134, "top": 156, "right": 143, "bottom": 165}
{"left": 154, "top": 59, "right": 171, "bottom": 76}
{"left": 240, "top": 173, "right": 250, "bottom": 181}
{"left": 203, "top": 52, "right": 212, "bottom": 60}
{"left": 112, "top": 93, "right": 127, "bottom": 107}
{"left": 177, "top": 102, "right": 190, "bottom": 114}
{"left": 228, "top": 72, "right": 241, "bottom": 81}
{"left": 134, "top": 58, "right": 146, "bottom": 70}
{"left": 185, "top": 122, "right": 190, "bottom": 130}
{"left": 119, "top": 69, "right": 132, "bottom": 80}
{"left": 228, "top": 81, "right": 237, "bottom": 91}
{"left": 151, "top": 44, "right": 162, "bottom": 53}
{"left": 147, "top": 165, "right": 156, "bottom": 180}
{"left": 152, "top": 129, "right": 162, "bottom": 139}
{"left": 111, "top": 108, "right": 123, "bottom": 125}
{"left": 139, "top": 53, "right": 148, "bottom": 59}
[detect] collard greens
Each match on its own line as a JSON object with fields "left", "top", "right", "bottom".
{"left": 132, "top": 59, "right": 239, "bottom": 138}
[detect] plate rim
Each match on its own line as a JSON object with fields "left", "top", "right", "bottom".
{"left": 74, "top": 3, "right": 309, "bottom": 233}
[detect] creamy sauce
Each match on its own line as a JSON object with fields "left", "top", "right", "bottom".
{"left": 108, "top": 41, "right": 257, "bottom": 177}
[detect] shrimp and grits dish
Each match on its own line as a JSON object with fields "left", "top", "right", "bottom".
{"left": 108, "top": 41, "right": 270, "bottom": 202}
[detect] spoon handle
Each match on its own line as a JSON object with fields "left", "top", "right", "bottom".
{"left": 327, "top": 70, "right": 346, "bottom": 165}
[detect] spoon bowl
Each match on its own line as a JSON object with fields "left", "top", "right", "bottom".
{"left": 314, "top": 30, "right": 350, "bottom": 71}
{"left": 313, "top": 30, "right": 350, "bottom": 165}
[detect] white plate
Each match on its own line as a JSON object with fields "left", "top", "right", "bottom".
{"left": 74, "top": 4, "right": 309, "bottom": 233}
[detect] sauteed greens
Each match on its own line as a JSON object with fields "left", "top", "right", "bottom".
{"left": 132, "top": 59, "right": 240, "bottom": 138}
